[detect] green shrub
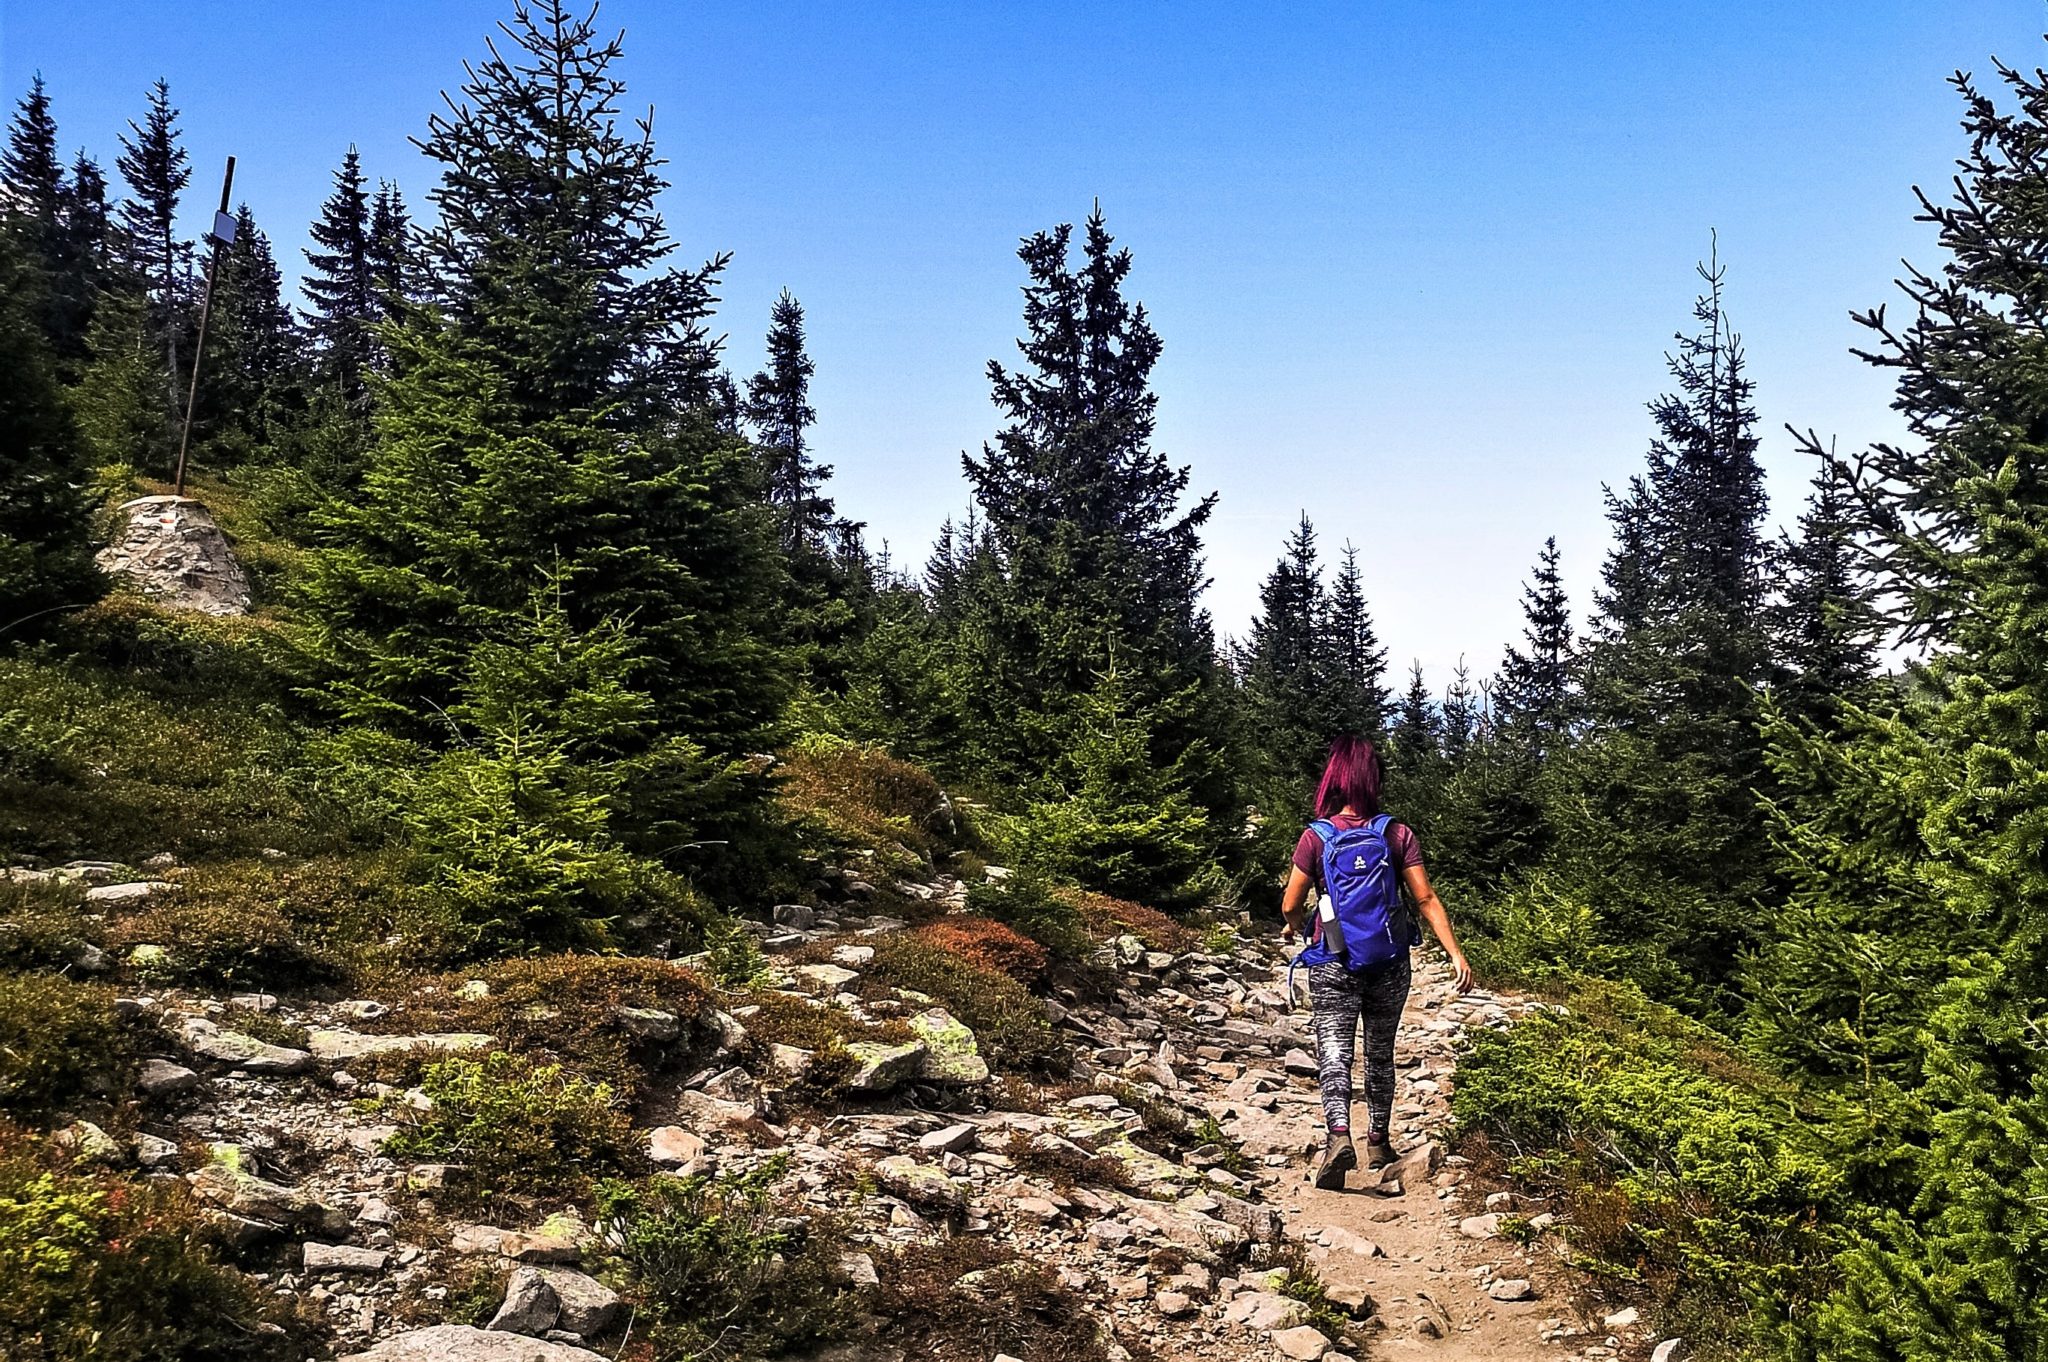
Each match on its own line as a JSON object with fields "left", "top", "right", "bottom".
{"left": 382, "top": 1051, "right": 637, "bottom": 1208}
{"left": 0, "top": 975, "right": 134, "bottom": 1124}
{"left": 1453, "top": 983, "right": 1842, "bottom": 1352}
{"left": 0, "top": 880, "right": 98, "bottom": 972}
{"left": 0, "top": 652, "right": 321, "bottom": 866}
{"left": 777, "top": 732, "right": 954, "bottom": 875}
{"left": 1276, "top": 1249, "right": 1363, "bottom": 1339}
{"left": 705, "top": 916, "right": 769, "bottom": 988}
{"left": 872, "top": 1237, "right": 1114, "bottom": 1362}
{"left": 382, "top": 957, "right": 713, "bottom": 1105}
{"left": 104, "top": 878, "right": 345, "bottom": 989}
{"left": 861, "top": 934, "right": 1066, "bottom": 1074}
{"left": 601, "top": 1157, "right": 860, "bottom": 1360}
{"left": 966, "top": 871, "right": 1091, "bottom": 959}
{"left": 0, "top": 1132, "right": 298, "bottom": 1361}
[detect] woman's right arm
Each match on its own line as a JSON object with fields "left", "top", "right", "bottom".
{"left": 1280, "top": 865, "right": 1314, "bottom": 937}
{"left": 1402, "top": 862, "right": 1473, "bottom": 991}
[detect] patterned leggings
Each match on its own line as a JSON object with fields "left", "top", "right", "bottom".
{"left": 1306, "top": 954, "right": 1412, "bottom": 1138}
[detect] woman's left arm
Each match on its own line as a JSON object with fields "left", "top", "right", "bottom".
{"left": 1403, "top": 862, "right": 1473, "bottom": 992}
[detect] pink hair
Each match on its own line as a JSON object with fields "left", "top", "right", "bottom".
{"left": 1314, "top": 735, "right": 1384, "bottom": 819}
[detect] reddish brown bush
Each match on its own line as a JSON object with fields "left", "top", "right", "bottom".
{"left": 1064, "top": 889, "right": 1198, "bottom": 953}
{"left": 913, "top": 917, "right": 1048, "bottom": 985}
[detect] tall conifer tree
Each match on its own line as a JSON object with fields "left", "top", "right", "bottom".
{"left": 954, "top": 205, "right": 1223, "bottom": 798}
{"left": 1751, "top": 59, "right": 2048, "bottom": 1359}
{"left": 298, "top": 0, "right": 785, "bottom": 882}
{"left": 1496, "top": 537, "right": 1573, "bottom": 756}
{"left": 113, "top": 78, "right": 190, "bottom": 420}
{"left": 302, "top": 147, "right": 375, "bottom": 402}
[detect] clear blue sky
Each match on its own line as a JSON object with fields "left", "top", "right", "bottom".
{"left": 4, "top": 2, "right": 2040, "bottom": 688}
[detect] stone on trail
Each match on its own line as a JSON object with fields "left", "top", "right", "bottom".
{"left": 842, "top": 1040, "right": 928, "bottom": 1093}
{"left": 1487, "top": 1277, "right": 1536, "bottom": 1301}
{"left": 917, "top": 1121, "right": 978, "bottom": 1153}
{"left": 645, "top": 1126, "right": 706, "bottom": 1167}
{"left": 1282, "top": 1047, "right": 1318, "bottom": 1076}
{"left": 138, "top": 1058, "right": 201, "bottom": 1097}
{"left": 873, "top": 1155, "right": 966, "bottom": 1212}
{"left": 908, "top": 1007, "right": 989, "bottom": 1083}
{"left": 177, "top": 1016, "right": 312, "bottom": 1074}
{"left": 86, "top": 880, "right": 174, "bottom": 904}
{"left": 1458, "top": 1212, "right": 1503, "bottom": 1239}
{"left": 190, "top": 1144, "right": 346, "bottom": 1236}
{"left": 306, "top": 1029, "right": 494, "bottom": 1063}
{"left": 96, "top": 496, "right": 252, "bottom": 615}
{"left": 302, "top": 1242, "right": 389, "bottom": 1274}
{"left": 1604, "top": 1305, "right": 1641, "bottom": 1329}
{"left": 1651, "top": 1340, "right": 1685, "bottom": 1362}
{"left": 488, "top": 1266, "right": 560, "bottom": 1335}
{"left": 339, "top": 1324, "right": 608, "bottom": 1361}
{"left": 1272, "top": 1324, "right": 1334, "bottom": 1359}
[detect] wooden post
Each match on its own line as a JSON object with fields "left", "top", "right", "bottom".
{"left": 174, "top": 155, "right": 236, "bottom": 498}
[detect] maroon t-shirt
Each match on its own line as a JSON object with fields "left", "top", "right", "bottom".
{"left": 1292, "top": 813, "right": 1422, "bottom": 890}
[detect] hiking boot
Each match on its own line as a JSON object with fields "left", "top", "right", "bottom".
{"left": 1310, "top": 1131, "right": 1356, "bottom": 1189}
{"left": 1364, "top": 1137, "right": 1397, "bottom": 1171}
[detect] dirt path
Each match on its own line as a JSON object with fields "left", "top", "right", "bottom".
{"left": 1271, "top": 957, "right": 1582, "bottom": 1361}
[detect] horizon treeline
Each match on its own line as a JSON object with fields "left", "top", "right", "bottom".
{"left": 3, "top": 4, "right": 2046, "bottom": 1356}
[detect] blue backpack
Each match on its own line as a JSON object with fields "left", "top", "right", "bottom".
{"left": 1297, "top": 814, "right": 1411, "bottom": 972}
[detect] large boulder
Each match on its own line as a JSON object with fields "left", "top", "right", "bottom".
{"left": 96, "top": 496, "right": 251, "bottom": 616}
{"left": 339, "top": 1325, "right": 608, "bottom": 1361}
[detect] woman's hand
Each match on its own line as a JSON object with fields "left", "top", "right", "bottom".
{"left": 1447, "top": 950, "right": 1474, "bottom": 993}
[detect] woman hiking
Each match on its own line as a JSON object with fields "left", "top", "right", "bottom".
{"left": 1280, "top": 735, "right": 1473, "bottom": 1190}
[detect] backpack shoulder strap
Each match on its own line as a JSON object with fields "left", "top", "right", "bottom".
{"left": 1307, "top": 818, "right": 1339, "bottom": 843}
{"left": 1367, "top": 813, "right": 1396, "bottom": 839}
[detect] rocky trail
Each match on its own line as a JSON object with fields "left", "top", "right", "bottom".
{"left": 26, "top": 857, "right": 1679, "bottom": 1362}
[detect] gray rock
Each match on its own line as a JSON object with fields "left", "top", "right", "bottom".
{"left": 95, "top": 495, "right": 252, "bottom": 616}
{"left": 177, "top": 1016, "right": 311, "bottom": 1074}
{"left": 303, "top": 1242, "right": 390, "bottom": 1274}
{"left": 613, "top": 1006, "right": 680, "bottom": 1040}
{"left": 133, "top": 1132, "right": 180, "bottom": 1167}
{"left": 873, "top": 1155, "right": 966, "bottom": 1212}
{"left": 1487, "top": 1277, "right": 1535, "bottom": 1301}
{"left": 190, "top": 1145, "right": 346, "bottom": 1235}
{"left": 908, "top": 1007, "right": 989, "bottom": 1084}
{"left": 85, "top": 880, "right": 174, "bottom": 905}
{"left": 771, "top": 903, "right": 817, "bottom": 930}
{"left": 305, "top": 1029, "right": 494, "bottom": 1063}
{"left": 336, "top": 999, "right": 390, "bottom": 1021}
{"left": 917, "top": 1121, "right": 978, "bottom": 1154}
{"left": 488, "top": 1266, "right": 560, "bottom": 1335}
{"left": 1651, "top": 1341, "right": 1685, "bottom": 1362}
{"left": 1458, "top": 1213, "right": 1502, "bottom": 1240}
{"left": 339, "top": 1325, "right": 607, "bottom": 1361}
{"left": 534, "top": 1267, "right": 622, "bottom": 1337}
{"left": 1273, "top": 1325, "right": 1333, "bottom": 1360}
{"left": 138, "top": 1058, "right": 201, "bottom": 1097}
{"left": 1282, "top": 1047, "right": 1318, "bottom": 1076}
{"left": 842, "top": 1040, "right": 927, "bottom": 1093}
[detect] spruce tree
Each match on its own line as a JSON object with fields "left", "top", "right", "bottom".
{"left": 113, "top": 78, "right": 190, "bottom": 423}
{"left": 2, "top": 76, "right": 64, "bottom": 339}
{"left": 301, "top": 146, "right": 375, "bottom": 402}
{"left": 49, "top": 152, "right": 112, "bottom": 374}
{"left": 1238, "top": 513, "right": 1334, "bottom": 803}
{"left": 0, "top": 229, "right": 102, "bottom": 637}
{"left": 1324, "top": 543, "right": 1391, "bottom": 739}
{"left": 298, "top": 0, "right": 786, "bottom": 893}
{"left": 205, "top": 205, "right": 300, "bottom": 462}
{"left": 743, "top": 289, "right": 829, "bottom": 551}
{"left": 1748, "top": 59, "right": 2048, "bottom": 1357}
{"left": 71, "top": 284, "right": 169, "bottom": 471}
{"left": 1770, "top": 454, "right": 1880, "bottom": 725}
{"left": 1385, "top": 660, "right": 1446, "bottom": 834}
{"left": 1550, "top": 252, "right": 1776, "bottom": 1005}
{"left": 954, "top": 205, "right": 1224, "bottom": 805}
{"left": 1496, "top": 537, "right": 1573, "bottom": 757}
{"left": 367, "top": 180, "right": 414, "bottom": 323}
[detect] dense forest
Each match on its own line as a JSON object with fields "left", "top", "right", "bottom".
{"left": 2, "top": 4, "right": 2044, "bottom": 1360}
